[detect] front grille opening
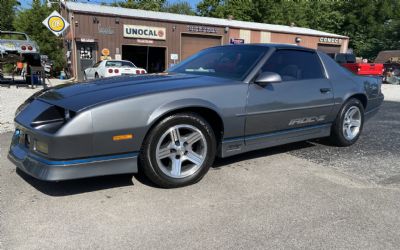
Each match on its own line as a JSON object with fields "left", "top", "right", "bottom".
{"left": 31, "top": 106, "right": 76, "bottom": 133}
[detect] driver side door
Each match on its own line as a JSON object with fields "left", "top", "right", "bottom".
{"left": 245, "top": 49, "right": 335, "bottom": 146}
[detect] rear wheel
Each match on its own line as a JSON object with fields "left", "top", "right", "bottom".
{"left": 95, "top": 73, "right": 99, "bottom": 79}
{"left": 140, "top": 113, "right": 216, "bottom": 188}
{"left": 330, "top": 98, "right": 364, "bottom": 146}
{"left": 83, "top": 73, "right": 87, "bottom": 80}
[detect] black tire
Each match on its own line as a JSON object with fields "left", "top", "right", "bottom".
{"left": 83, "top": 73, "right": 87, "bottom": 80}
{"left": 140, "top": 113, "right": 217, "bottom": 188}
{"left": 330, "top": 98, "right": 364, "bottom": 146}
{"left": 95, "top": 73, "right": 99, "bottom": 79}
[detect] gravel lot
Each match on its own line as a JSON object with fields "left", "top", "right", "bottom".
{"left": 1, "top": 82, "right": 400, "bottom": 249}
{"left": 0, "top": 78, "right": 68, "bottom": 133}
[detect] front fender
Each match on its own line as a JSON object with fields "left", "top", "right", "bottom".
{"left": 147, "top": 98, "right": 222, "bottom": 126}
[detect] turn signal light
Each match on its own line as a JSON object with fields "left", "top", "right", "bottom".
{"left": 113, "top": 134, "right": 133, "bottom": 141}
{"left": 33, "top": 139, "right": 49, "bottom": 154}
{"left": 108, "top": 69, "right": 113, "bottom": 73}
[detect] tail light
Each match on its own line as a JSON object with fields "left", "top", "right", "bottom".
{"left": 114, "top": 69, "right": 119, "bottom": 73}
{"left": 21, "top": 45, "right": 26, "bottom": 51}
{"left": 357, "top": 67, "right": 361, "bottom": 72}
{"left": 108, "top": 69, "right": 113, "bottom": 73}
{"left": 28, "top": 45, "right": 33, "bottom": 51}
{"left": 136, "top": 69, "right": 140, "bottom": 74}
{"left": 141, "top": 70, "right": 146, "bottom": 74}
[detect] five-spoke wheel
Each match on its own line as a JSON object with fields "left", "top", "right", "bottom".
{"left": 140, "top": 113, "right": 216, "bottom": 188}
{"left": 156, "top": 125, "right": 207, "bottom": 178}
{"left": 331, "top": 98, "right": 364, "bottom": 146}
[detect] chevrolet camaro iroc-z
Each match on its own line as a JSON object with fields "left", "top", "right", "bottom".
{"left": 8, "top": 44, "right": 384, "bottom": 188}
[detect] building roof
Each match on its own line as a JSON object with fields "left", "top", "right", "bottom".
{"left": 64, "top": 2, "right": 348, "bottom": 39}
{"left": 375, "top": 50, "right": 400, "bottom": 63}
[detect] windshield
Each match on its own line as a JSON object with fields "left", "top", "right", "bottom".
{"left": 106, "top": 61, "right": 136, "bottom": 68}
{"left": 0, "top": 32, "right": 28, "bottom": 41}
{"left": 169, "top": 46, "right": 269, "bottom": 80}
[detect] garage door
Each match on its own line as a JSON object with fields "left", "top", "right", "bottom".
{"left": 181, "top": 34, "right": 222, "bottom": 60}
{"left": 317, "top": 44, "right": 341, "bottom": 54}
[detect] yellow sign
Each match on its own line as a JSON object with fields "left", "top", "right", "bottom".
{"left": 43, "top": 11, "right": 69, "bottom": 36}
{"left": 102, "top": 48, "right": 110, "bottom": 56}
{"left": 48, "top": 16, "right": 65, "bottom": 32}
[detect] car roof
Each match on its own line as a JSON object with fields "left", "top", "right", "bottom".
{"left": 210, "top": 43, "right": 316, "bottom": 52}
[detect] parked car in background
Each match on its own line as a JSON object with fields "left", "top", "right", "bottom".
{"left": 0, "top": 31, "right": 40, "bottom": 64}
{"left": 329, "top": 53, "right": 384, "bottom": 76}
{"left": 83, "top": 60, "right": 146, "bottom": 80}
{"left": 9, "top": 44, "right": 384, "bottom": 188}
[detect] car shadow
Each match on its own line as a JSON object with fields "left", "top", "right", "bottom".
{"left": 17, "top": 168, "right": 135, "bottom": 197}
{"left": 18, "top": 140, "right": 320, "bottom": 196}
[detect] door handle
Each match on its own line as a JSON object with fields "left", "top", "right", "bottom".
{"left": 320, "top": 88, "right": 332, "bottom": 94}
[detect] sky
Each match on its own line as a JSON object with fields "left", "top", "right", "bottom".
{"left": 19, "top": 0, "right": 202, "bottom": 9}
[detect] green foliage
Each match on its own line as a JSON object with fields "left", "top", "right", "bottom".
{"left": 162, "top": 1, "right": 195, "bottom": 15}
{"left": 112, "top": 0, "right": 195, "bottom": 15}
{"left": 0, "top": 0, "right": 20, "bottom": 31}
{"left": 112, "top": 0, "right": 166, "bottom": 11}
{"left": 13, "top": 0, "right": 65, "bottom": 75}
{"left": 2, "top": 63, "right": 15, "bottom": 74}
{"left": 196, "top": 0, "right": 400, "bottom": 60}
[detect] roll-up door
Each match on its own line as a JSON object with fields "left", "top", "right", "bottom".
{"left": 181, "top": 34, "right": 222, "bottom": 60}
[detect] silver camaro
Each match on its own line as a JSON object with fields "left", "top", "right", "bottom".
{"left": 8, "top": 44, "right": 384, "bottom": 188}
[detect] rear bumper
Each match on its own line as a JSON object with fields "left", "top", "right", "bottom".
{"left": 8, "top": 142, "right": 138, "bottom": 181}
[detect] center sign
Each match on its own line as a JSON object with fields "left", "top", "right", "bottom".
{"left": 124, "top": 25, "right": 166, "bottom": 40}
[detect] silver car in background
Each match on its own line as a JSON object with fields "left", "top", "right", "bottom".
{"left": 0, "top": 31, "right": 39, "bottom": 63}
{"left": 8, "top": 44, "right": 384, "bottom": 188}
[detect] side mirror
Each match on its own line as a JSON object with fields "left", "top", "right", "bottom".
{"left": 255, "top": 72, "right": 282, "bottom": 86}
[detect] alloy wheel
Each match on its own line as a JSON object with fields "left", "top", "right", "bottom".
{"left": 342, "top": 106, "right": 362, "bottom": 140}
{"left": 155, "top": 124, "right": 207, "bottom": 178}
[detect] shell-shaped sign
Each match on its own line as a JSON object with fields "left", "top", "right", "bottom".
{"left": 42, "top": 11, "right": 70, "bottom": 36}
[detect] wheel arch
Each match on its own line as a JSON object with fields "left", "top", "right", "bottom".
{"left": 146, "top": 100, "right": 225, "bottom": 144}
{"left": 346, "top": 93, "right": 367, "bottom": 109}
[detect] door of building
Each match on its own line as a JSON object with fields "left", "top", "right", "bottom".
{"left": 76, "top": 42, "right": 97, "bottom": 80}
{"left": 181, "top": 34, "right": 222, "bottom": 60}
{"left": 122, "top": 45, "right": 166, "bottom": 73}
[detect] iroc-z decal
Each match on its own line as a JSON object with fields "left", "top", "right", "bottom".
{"left": 289, "top": 115, "right": 326, "bottom": 126}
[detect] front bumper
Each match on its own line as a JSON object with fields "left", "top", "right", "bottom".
{"left": 8, "top": 134, "right": 138, "bottom": 181}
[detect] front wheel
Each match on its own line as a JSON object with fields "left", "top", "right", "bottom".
{"left": 330, "top": 98, "right": 364, "bottom": 146}
{"left": 140, "top": 113, "right": 216, "bottom": 188}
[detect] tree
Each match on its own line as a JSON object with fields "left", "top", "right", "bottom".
{"left": 162, "top": 1, "right": 195, "bottom": 15}
{"left": 0, "top": 0, "right": 20, "bottom": 31}
{"left": 195, "top": 0, "right": 400, "bottom": 60}
{"left": 13, "top": 0, "right": 65, "bottom": 74}
{"left": 112, "top": 0, "right": 195, "bottom": 15}
{"left": 112, "top": 0, "right": 166, "bottom": 11}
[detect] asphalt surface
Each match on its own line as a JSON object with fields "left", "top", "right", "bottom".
{"left": 1, "top": 101, "right": 400, "bottom": 249}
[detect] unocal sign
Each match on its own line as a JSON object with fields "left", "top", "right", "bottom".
{"left": 124, "top": 25, "right": 166, "bottom": 40}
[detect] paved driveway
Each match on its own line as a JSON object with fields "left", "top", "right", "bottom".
{"left": 1, "top": 98, "right": 400, "bottom": 249}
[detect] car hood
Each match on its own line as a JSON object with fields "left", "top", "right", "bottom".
{"left": 36, "top": 73, "right": 232, "bottom": 111}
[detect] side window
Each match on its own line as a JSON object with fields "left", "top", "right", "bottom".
{"left": 261, "top": 50, "right": 325, "bottom": 81}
